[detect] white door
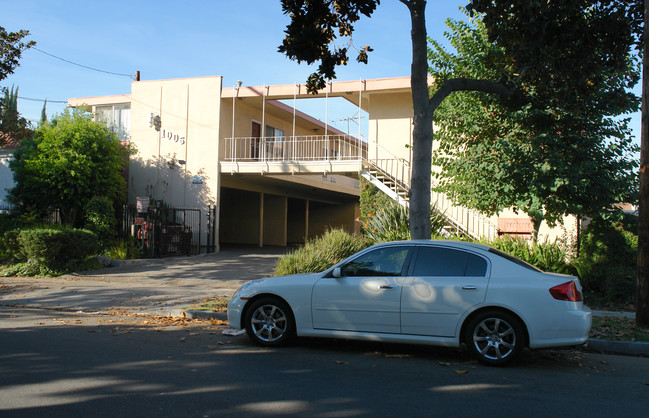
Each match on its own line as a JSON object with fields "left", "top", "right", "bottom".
{"left": 312, "top": 246, "right": 412, "bottom": 334}
{"left": 401, "top": 246, "right": 489, "bottom": 337}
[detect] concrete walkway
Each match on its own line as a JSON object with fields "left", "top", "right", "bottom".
{"left": 1, "top": 248, "right": 647, "bottom": 357}
{"left": 0, "top": 247, "right": 285, "bottom": 317}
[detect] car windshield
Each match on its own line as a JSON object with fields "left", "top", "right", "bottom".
{"left": 488, "top": 248, "right": 542, "bottom": 273}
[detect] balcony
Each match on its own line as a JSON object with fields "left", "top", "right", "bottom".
{"left": 221, "top": 135, "right": 367, "bottom": 175}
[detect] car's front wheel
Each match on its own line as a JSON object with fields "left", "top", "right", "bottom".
{"left": 464, "top": 310, "right": 525, "bottom": 366}
{"left": 245, "top": 297, "right": 295, "bottom": 347}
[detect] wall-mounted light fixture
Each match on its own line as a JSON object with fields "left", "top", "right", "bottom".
{"left": 149, "top": 113, "right": 161, "bottom": 131}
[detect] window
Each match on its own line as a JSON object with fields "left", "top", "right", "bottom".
{"left": 342, "top": 246, "right": 411, "bottom": 277}
{"left": 412, "top": 246, "right": 487, "bottom": 277}
{"left": 265, "top": 126, "right": 284, "bottom": 159}
{"left": 95, "top": 104, "right": 130, "bottom": 141}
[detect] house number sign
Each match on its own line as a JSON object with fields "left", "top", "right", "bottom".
{"left": 161, "top": 129, "right": 186, "bottom": 145}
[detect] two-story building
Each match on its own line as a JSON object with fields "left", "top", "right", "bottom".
{"left": 69, "top": 75, "right": 577, "bottom": 252}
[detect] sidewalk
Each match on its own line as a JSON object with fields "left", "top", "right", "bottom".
{"left": 0, "top": 247, "right": 285, "bottom": 317}
{"left": 1, "top": 248, "right": 647, "bottom": 357}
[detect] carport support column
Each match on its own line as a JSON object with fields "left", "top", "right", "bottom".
{"left": 305, "top": 199, "right": 310, "bottom": 241}
{"left": 259, "top": 192, "right": 264, "bottom": 248}
{"left": 283, "top": 196, "right": 288, "bottom": 247}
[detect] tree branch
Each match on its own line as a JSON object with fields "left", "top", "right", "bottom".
{"left": 429, "top": 78, "right": 512, "bottom": 113}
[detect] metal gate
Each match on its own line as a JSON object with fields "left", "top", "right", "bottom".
{"left": 122, "top": 202, "right": 201, "bottom": 257}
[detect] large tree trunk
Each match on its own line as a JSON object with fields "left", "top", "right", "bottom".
{"left": 407, "top": 0, "right": 434, "bottom": 240}
{"left": 403, "top": 1, "right": 513, "bottom": 241}
{"left": 637, "top": 0, "right": 649, "bottom": 328}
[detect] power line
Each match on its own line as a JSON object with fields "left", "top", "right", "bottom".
{"left": 18, "top": 96, "right": 67, "bottom": 104}
{"left": 32, "top": 46, "right": 135, "bottom": 80}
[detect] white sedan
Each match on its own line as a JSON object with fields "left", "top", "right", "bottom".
{"left": 227, "top": 240, "right": 591, "bottom": 365}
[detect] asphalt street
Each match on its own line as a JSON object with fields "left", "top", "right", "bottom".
{"left": 1, "top": 307, "right": 648, "bottom": 417}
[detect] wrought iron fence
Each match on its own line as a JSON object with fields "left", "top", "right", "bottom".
{"left": 121, "top": 202, "right": 202, "bottom": 257}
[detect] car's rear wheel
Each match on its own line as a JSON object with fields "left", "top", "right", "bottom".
{"left": 245, "top": 297, "right": 294, "bottom": 347}
{"left": 464, "top": 310, "right": 524, "bottom": 366}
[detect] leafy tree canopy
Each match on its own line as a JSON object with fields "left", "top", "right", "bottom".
{"left": 0, "top": 85, "right": 32, "bottom": 144}
{"left": 0, "top": 26, "right": 34, "bottom": 82}
{"left": 431, "top": 5, "right": 640, "bottom": 237}
{"left": 279, "top": 0, "right": 379, "bottom": 93}
{"left": 8, "top": 109, "right": 129, "bottom": 226}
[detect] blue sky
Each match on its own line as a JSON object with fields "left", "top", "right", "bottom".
{"left": 1, "top": 0, "right": 642, "bottom": 143}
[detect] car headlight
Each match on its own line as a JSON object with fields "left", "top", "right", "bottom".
{"left": 231, "top": 279, "right": 265, "bottom": 300}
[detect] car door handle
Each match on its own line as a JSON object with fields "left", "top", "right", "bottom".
{"left": 462, "top": 285, "right": 478, "bottom": 290}
{"left": 378, "top": 285, "right": 395, "bottom": 289}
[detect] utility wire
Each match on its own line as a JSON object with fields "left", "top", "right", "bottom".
{"left": 32, "top": 46, "right": 135, "bottom": 80}
{"left": 18, "top": 96, "right": 67, "bottom": 104}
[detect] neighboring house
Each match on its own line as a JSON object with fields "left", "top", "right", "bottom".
{"left": 68, "top": 75, "right": 577, "bottom": 252}
{"left": 0, "top": 133, "right": 19, "bottom": 208}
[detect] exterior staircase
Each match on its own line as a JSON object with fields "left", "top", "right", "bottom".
{"left": 362, "top": 145, "right": 498, "bottom": 240}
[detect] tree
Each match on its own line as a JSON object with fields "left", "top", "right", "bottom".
{"left": 465, "top": 0, "right": 648, "bottom": 327}
{"left": 0, "top": 26, "right": 34, "bottom": 82}
{"left": 40, "top": 99, "right": 47, "bottom": 126}
{"left": 8, "top": 108, "right": 129, "bottom": 227}
{"left": 279, "top": 0, "right": 510, "bottom": 239}
{"left": 637, "top": 0, "right": 648, "bottom": 328}
{"left": 430, "top": 10, "right": 639, "bottom": 241}
{"left": 0, "top": 85, "right": 32, "bottom": 145}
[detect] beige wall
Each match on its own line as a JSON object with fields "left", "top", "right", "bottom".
{"left": 219, "top": 188, "right": 261, "bottom": 245}
{"left": 128, "top": 76, "right": 222, "bottom": 248}
{"left": 308, "top": 201, "right": 359, "bottom": 239}
{"left": 367, "top": 92, "right": 413, "bottom": 163}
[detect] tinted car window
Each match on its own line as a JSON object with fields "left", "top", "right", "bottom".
{"left": 343, "top": 246, "right": 410, "bottom": 277}
{"left": 413, "top": 246, "right": 487, "bottom": 277}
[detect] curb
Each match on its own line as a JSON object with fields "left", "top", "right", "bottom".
{"left": 586, "top": 339, "right": 649, "bottom": 357}
{"left": 179, "top": 310, "right": 227, "bottom": 321}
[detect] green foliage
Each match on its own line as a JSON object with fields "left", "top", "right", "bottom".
{"left": 0, "top": 85, "right": 32, "bottom": 143}
{"left": 279, "top": 0, "right": 378, "bottom": 92}
{"left": 429, "top": 9, "right": 639, "bottom": 237}
{"left": 0, "top": 26, "right": 35, "bottom": 82}
{"left": 483, "top": 237, "right": 572, "bottom": 275}
{"left": 572, "top": 215, "right": 638, "bottom": 306}
{"left": 360, "top": 177, "right": 448, "bottom": 242}
{"left": 84, "top": 196, "right": 116, "bottom": 249}
{"left": 274, "top": 228, "right": 372, "bottom": 276}
{"left": 105, "top": 237, "right": 141, "bottom": 260}
{"left": 359, "top": 177, "right": 394, "bottom": 227}
{"left": 2, "top": 227, "right": 99, "bottom": 276}
{"left": 364, "top": 201, "right": 448, "bottom": 243}
{"left": 8, "top": 108, "right": 129, "bottom": 227}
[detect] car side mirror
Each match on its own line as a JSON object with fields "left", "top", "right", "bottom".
{"left": 332, "top": 267, "right": 342, "bottom": 278}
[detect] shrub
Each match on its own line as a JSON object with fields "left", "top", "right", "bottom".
{"left": 84, "top": 196, "right": 116, "bottom": 249}
{"left": 482, "top": 236, "right": 572, "bottom": 274}
{"left": 571, "top": 215, "right": 637, "bottom": 306}
{"left": 364, "top": 202, "right": 411, "bottom": 242}
{"left": 274, "top": 228, "right": 371, "bottom": 276}
{"left": 105, "top": 237, "right": 141, "bottom": 260}
{"left": 364, "top": 200, "right": 449, "bottom": 243}
{"left": 2, "top": 227, "right": 100, "bottom": 276}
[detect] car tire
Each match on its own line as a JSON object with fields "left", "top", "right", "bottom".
{"left": 245, "top": 297, "right": 295, "bottom": 347}
{"left": 464, "top": 310, "right": 524, "bottom": 366}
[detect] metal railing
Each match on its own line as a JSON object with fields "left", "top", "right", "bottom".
{"left": 223, "top": 135, "right": 367, "bottom": 162}
{"left": 431, "top": 191, "right": 499, "bottom": 240}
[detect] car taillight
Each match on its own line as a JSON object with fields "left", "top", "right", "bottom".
{"left": 549, "top": 281, "right": 583, "bottom": 302}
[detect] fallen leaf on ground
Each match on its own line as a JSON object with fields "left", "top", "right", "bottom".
{"left": 454, "top": 370, "right": 469, "bottom": 374}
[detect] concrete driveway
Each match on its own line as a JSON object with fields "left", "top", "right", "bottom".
{"left": 0, "top": 247, "right": 287, "bottom": 317}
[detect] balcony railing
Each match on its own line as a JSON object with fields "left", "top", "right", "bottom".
{"left": 223, "top": 135, "right": 367, "bottom": 162}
